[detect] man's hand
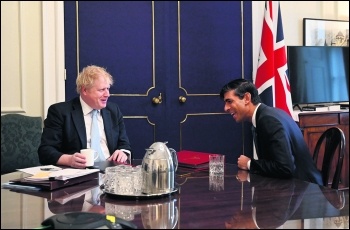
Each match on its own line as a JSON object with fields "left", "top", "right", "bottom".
{"left": 57, "top": 153, "right": 87, "bottom": 168}
{"left": 108, "top": 150, "right": 128, "bottom": 163}
{"left": 237, "top": 155, "right": 250, "bottom": 170}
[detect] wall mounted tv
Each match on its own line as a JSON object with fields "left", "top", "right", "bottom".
{"left": 287, "top": 46, "right": 349, "bottom": 106}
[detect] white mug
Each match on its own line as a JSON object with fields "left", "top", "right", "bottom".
{"left": 80, "top": 149, "right": 98, "bottom": 167}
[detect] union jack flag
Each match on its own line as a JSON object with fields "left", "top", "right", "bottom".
{"left": 254, "top": 1, "right": 293, "bottom": 117}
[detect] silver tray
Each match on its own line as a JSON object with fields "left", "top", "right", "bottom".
{"left": 103, "top": 186, "right": 179, "bottom": 200}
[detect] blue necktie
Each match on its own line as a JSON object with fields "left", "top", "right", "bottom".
{"left": 91, "top": 109, "right": 105, "bottom": 162}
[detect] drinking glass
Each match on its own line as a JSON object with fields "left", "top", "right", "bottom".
{"left": 104, "top": 166, "right": 118, "bottom": 193}
{"left": 209, "top": 154, "right": 225, "bottom": 175}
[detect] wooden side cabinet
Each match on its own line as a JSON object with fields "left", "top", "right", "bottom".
{"left": 298, "top": 111, "right": 349, "bottom": 189}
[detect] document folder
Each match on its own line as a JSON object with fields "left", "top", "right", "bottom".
{"left": 9, "top": 171, "right": 99, "bottom": 191}
{"left": 177, "top": 150, "right": 213, "bottom": 169}
{"left": 9, "top": 178, "right": 99, "bottom": 203}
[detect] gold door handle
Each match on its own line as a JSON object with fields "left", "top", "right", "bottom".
{"left": 179, "top": 96, "right": 186, "bottom": 103}
{"left": 152, "top": 93, "right": 162, "bottom": 104}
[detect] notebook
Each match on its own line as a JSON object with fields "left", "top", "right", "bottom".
{"left": 177, "top": 150, "right": 213, "bottom": 169}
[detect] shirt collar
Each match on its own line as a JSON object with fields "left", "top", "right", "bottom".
{"left": 80, "top": 96, "right": 95, "bottom": 116}
{"left": 252, "top": 103, "right": 261, "bottom": 128}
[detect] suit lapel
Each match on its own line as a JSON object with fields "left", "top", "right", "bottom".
{"left": 101, "top": 109, "right": 113, "bottom": 152}
{"left": 254, "top": 104, "right": 266, "bottom": 159}
{"left": 71, "top": 98, "right": 87, "bottom": 148}
{"left": 252, "top": 126, "right": 259, "bottom": 159}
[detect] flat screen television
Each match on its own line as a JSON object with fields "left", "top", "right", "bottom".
{"left": 287, "top": 46, "right": 349, "bottom": 106}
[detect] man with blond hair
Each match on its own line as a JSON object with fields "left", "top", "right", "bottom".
{"left": 38, "top": 65, "right": 132, "bottom": 168}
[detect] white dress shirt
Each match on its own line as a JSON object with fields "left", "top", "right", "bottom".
{"left": 248, "top": 103, "right": 261, "bottom": 169}
{"left": 80, "top": 97, "right": 111, "bottom": 160}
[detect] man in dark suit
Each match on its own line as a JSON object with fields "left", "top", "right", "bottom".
{"left": 219, "top": 79, "right": 322, "bottom": 185}
{"left": 38, "top": 65, "right": 132, "bottom": 168}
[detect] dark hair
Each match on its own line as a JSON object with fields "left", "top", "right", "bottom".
{"left": 219, "top": 79, "right": 261, "bottom": 105}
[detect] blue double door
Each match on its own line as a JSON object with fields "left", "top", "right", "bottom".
{"left": 64, "top": 1, "right": 253, "bottom": 162}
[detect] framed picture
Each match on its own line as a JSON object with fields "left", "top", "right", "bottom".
{"left": 303, "top": 18, "right": 349, "bottom": 46}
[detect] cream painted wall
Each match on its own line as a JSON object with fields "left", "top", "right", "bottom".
{"left": 1, "top": 1, "right": 62, "bottom": 228}
{"left": 1, "top": 1, "right": 65, "bottom": 118}
{"left": 1, "top": 1, "right": 43, "bottom": 115}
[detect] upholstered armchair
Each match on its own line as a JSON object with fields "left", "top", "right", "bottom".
{"left": 1, "top": 114, "right": 42, "bottom": 174}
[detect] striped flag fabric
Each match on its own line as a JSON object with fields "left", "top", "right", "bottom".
{"left": 254, "top": 1, "right": 293, "bottom": 117}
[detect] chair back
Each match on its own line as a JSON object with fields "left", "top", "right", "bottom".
{"left": 1, "top": 114, "right": 42, "bottom": 174}
{"left": 313, "top": 127, "right": 345, "bottom": 189}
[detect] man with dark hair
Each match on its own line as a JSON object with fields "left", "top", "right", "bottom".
{"left": 219, "top": 79, "right": 322, "bottom": 185}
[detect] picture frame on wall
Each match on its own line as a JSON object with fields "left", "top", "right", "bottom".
{"left": 303, "top": 18, "right": 349, "bottom": 47}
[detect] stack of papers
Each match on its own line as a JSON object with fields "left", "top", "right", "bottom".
{"left": 18, "top": 165, "right": 62, "bottom": 174}
{"left": 7, "top": 165, "right": 100, "bottom": 191}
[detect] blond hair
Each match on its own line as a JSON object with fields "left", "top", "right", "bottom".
{"left": 76, "top": 65, "right": 114, "bottom": 94}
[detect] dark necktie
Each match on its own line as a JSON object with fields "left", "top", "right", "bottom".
{"left": 252, "top": 126, "right": 258, "bottom": 159}
{"left": 91, "top": 109, "right": 105, "bottom": 162}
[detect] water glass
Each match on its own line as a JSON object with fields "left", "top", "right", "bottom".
{"left": 105, "top": 164, "right": 143, "bottom": 196}
{"left": 104, "top": 166, "right": 118, "bottom": 193}
{"left": 132, "top": 165, "right": 142, "bottom": 195}
{"left": 209, "top": 154, "right": 225, "bottom": 175}
{"left": 116, "top": 165, "right": 134, "bottom": 195}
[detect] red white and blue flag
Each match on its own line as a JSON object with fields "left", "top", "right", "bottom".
{"left": 254, "top": 1, "right": 293, "bottom": 117}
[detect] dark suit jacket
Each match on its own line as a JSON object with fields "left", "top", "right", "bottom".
{"left": 38, "top": 97, "right": 132, "bottom": 165}
{"left": 250, "top": 103, "right": 323, "bottom": 185}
